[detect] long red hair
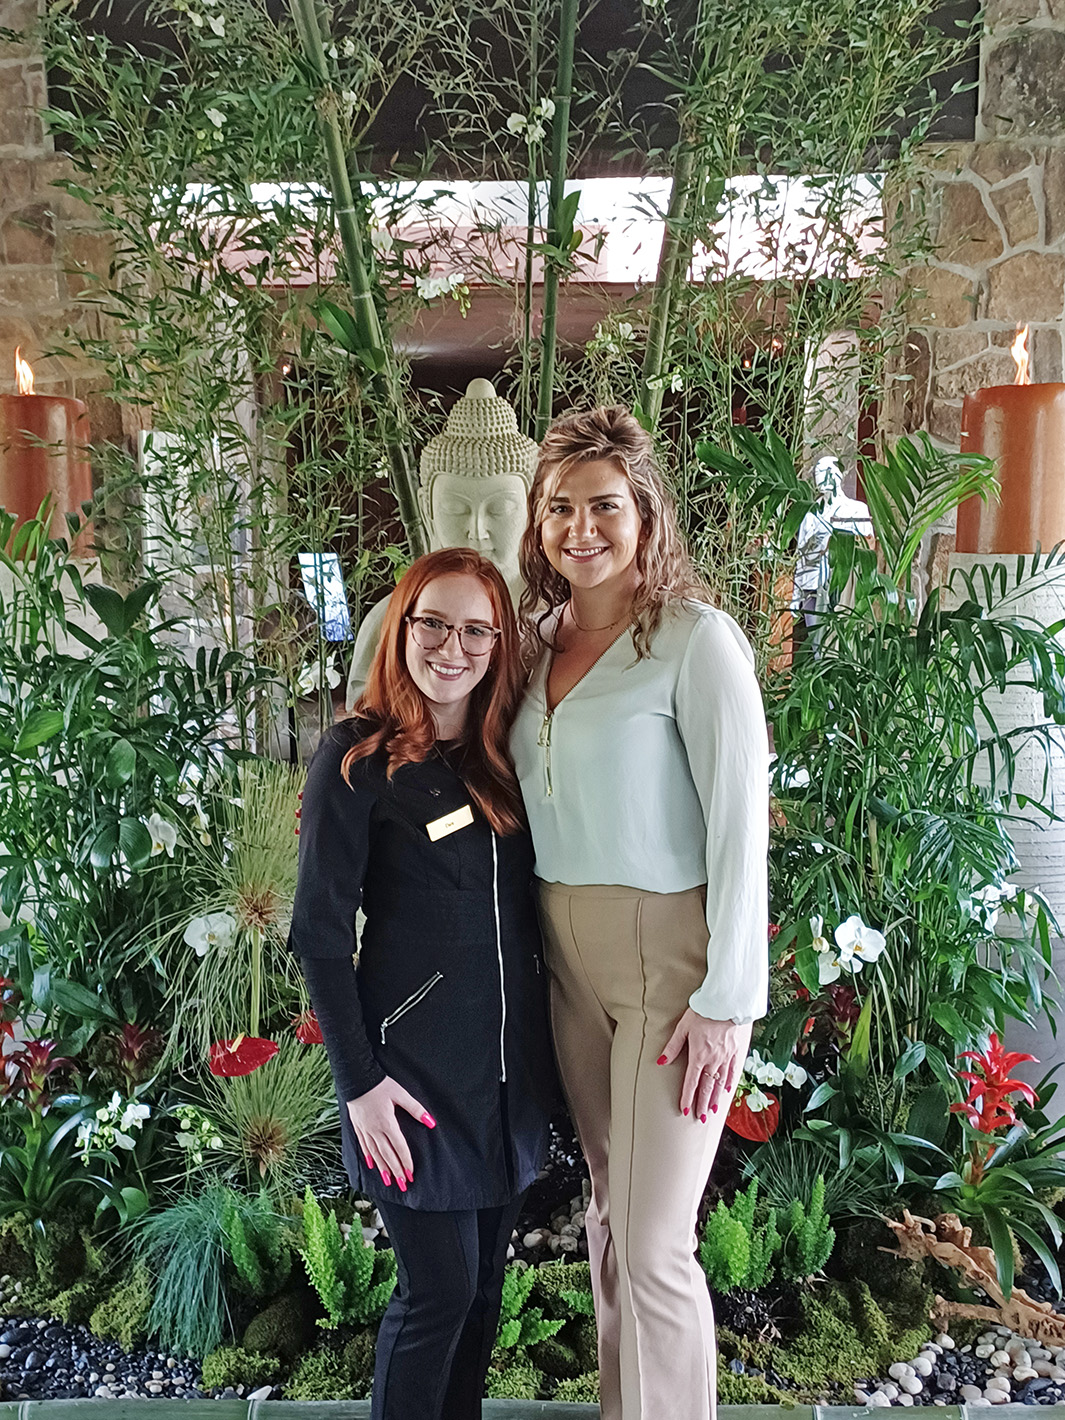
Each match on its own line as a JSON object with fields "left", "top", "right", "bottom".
{"left": 343, "top": 548, "right": 526, "bottom": 835}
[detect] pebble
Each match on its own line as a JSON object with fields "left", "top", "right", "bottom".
{"left": 867, "top": 1391, "right": 891, "bottom": 1408}
{"left": 896, "top": 1394, "right": 913, "bottom": 1406}
{"left": 912, "top": 1355, "right": 934, "bottom": 1377}
{"left": 986, "top": 1377, "right": 1012, "bottom": 1394}
{"left": 901, "top": 1376, "right": 924, "bottom": 1395}
{"left": 94, "top": 1386, "right": 112, "bottom": 1399}
{"left": 1014, "top": 1366, "right": 1039, "bottom": 1382}
{"left": 960, "top": 1384, "right": 984, "bottom": 1401}
{"left": 880, "top": 1383, "right": 899, "bottom": 1400}
{"left": 248, "top": 1385, "right": 273, "bottom": 1401}
{"left": 990, "top": 1350, "right": 1012, "bottom": 1367}
{"left": 0, "top": 1346, "right": 10, "bottom": 1361}
{"left": 976, "top": 1344, "right": 996, "bottom": 1359}
{"left": 888, "top": 1363, "right": 913, "bottom": 1381}
{"left": 936, "top": 1333, "right": 955, "bottom": 1350}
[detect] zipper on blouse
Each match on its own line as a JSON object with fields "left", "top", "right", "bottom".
{"left": 537, "top": 712, "right": 553, "bottom": 797}
{"left": 491, "top": 833, "right": 507, "bottom": 1083}
{"left": 379, "top": 972, "right": 444, "bottom": 1044}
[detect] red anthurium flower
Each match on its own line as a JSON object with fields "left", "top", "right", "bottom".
{"left": 293, "top": 1009, "right": 324, "bottom": 1045}
{"left": 950, "top": 1033, "right": 1038, "bottom": 1135}
{"left": 208, "top": 1035, "right": 279, "bottom": 1077}
{"left": 726, "top": 1090, "right": 780, "bottom": 1142}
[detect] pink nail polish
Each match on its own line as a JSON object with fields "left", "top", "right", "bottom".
{"left": 365, "top": 1155, "right": 374, "bottom": 1169}
{"left": 712, "top": 1104, "right": 718, "bottom": 1114}
{"left": 397, "top": 1177, "right": 407, "bottom": 1193}
{"left": 381, "top": 1170, "right": 392, "bottom": 1186}
{"left": 683, "top": 1107, "right": 689, "bottom": 1116}
{"left": 422, "top": 1112, "right": 436, "bottom": 1128}
{"left": 656, "top": 1054, "right": 668, "bottom": 1065}
{"left": 405, "top": 1168, "right": 414, "bottom": 1182}
{"left": 700, "top": 1113, "right": 707, "bottom": 1123}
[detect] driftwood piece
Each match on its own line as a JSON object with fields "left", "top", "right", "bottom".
{"left": 881, "top": 1209, "right": 1065, "bottom": 1346}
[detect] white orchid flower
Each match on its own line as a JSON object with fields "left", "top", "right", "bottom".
{"left": 189, "top": 10, "right": 204, "bottom": 26}
{"left": 525, "top": 120, "right": 546, "bottom": 144}
{"left": 506, "top": 113, "right": 527, "bottom": 135}
{"left": 183, "top": 910, "right": 237, "bottom": 958}
{"left": 296, "top": 659, "right": 343, "bottom": 697}
{"left": 834, "top": 914, "right": 886, "bottom": 973}
{"left": 76, "top": 1121, "right": 95, "bottom": 1150}
{"left": 536, "top": 97, "right": 555, "bottom": 120}
{"left": 120, "top": 1102, "right": 151, "bottom": 1132}
{"left": 113, "top": 1130, "right": 137, "bottom": 1151}
{"left": 784, "top": 1061, "right": 808, "bottom": 1087}
{"left": 341, "top": 37, "right": 358, "bottom": 57}
{"left": 745, "top": 1087, "right": 772, "bottom": 1113}
{"left": 617, "top": 321, "right": 634, "bottom": 341}
{"left": 146, "top": 813, "right": 178, "bottom": 857}
{"left": 176, "top": 1131, "right": 195, "bottom": 1149}
{"left": 205, "top": 108, "right": 225, "bottom": 129}
{"left": 669, "top": 371, "right": 685, "bottom": 393}
{"left": 810, "top": 914, "right": 831, "bottom": 954}
{"left": 207, "top": 14, "right": 225, "bottom": 36}
{"left": 818, "top": 952, "right": 842, "bottom": 985}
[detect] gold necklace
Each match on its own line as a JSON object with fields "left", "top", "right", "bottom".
{"left": 568, "top": 601, "right": 631, "bottom": 633}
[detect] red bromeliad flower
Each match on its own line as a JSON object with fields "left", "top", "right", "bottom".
{"left": 950, "top": 1033, "right": 1037, "bottom": 1134}
{"left": 727, "top": 1090, "right": 780, "bottom": 1142}
{"left": 101, "top": 1023, "right": 165, "bottom": 1093}
{"left": 0, "top": 976, "right": 20, "bottom": 1044}
{"left": 4, "top": 1039, "right": 74, "bottom": 1114}
{"left": 293, "top": 1009, "right": 324, "bottom": 1045}
{"left": 208, "top": 1035, "right": 279, "bottom": 1077}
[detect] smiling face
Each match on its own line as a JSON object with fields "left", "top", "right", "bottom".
{"left": 403, "top": 572, "right": 498, "bottom": 733}
{"left": 538, "top": 458, "right": 644, "bottom": 593}
{"left": 424, "top": 472, "right": 529, "bottom": 581}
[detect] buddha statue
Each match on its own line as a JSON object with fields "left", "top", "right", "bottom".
{"left": 345, "top": 378, "right": 538, "bottom": 709}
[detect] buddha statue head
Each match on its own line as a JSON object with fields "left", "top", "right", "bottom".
{"left": 418, "top": 378, "right": 538, "bottom": 591}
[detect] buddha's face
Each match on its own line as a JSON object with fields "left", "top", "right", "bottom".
{"left": 423, "top": 472, "right": 529, "bottom": 580}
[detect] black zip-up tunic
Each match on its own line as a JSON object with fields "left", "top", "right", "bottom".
{"left": 288, "top": 721, "right": 555, "bottom": 1211}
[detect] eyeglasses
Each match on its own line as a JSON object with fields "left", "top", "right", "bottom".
{"left": 406, "top": 614, "right": 501, "bottom": 656}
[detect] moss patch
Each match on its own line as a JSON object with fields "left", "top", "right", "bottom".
{"left": 243, "top": 1286, "right": 320, "bottom": 1363}
{"left": 484, "top": 1355, "right": 543, "bottom": 1400}
{"left": 285, "top": 1345, "right": 359, "bottom": 1401}
{"left": 716, "top": 1370, "right": 791, "bottom": 1405}
{"left": 201, "top": 1346, "right": 280, "bottom": 1390}
{"left": 552, "top": 1370, "right": 600, "bottom": 1402}
{"left": 89, "top": 1261, "right": 154, "bottom": 1351}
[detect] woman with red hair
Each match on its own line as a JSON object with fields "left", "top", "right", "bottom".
{"left": 290, "top": 548, "right": 554, "bottom": 1420}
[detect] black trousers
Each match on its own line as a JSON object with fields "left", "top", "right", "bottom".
{"left": 372, "top": 1193, "right": 525, "bottom": 1420}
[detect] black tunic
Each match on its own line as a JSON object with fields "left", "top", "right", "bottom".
{"left": 288, "top": 721, "right": 555, "bottom": 1211}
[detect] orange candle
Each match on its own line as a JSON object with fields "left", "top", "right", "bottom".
{"left": 0, "top": 349, "right": 92, "bottom": 547}
{"left": 956, "top": 327, "right": 1065, "bottom": 555}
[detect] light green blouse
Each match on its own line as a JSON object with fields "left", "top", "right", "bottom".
{"left": 511, "top": 601, "right": 770, "bottom": 1023}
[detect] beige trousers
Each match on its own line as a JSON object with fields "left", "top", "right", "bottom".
{"left": 538, "top": 881, "right": 746, "bottom": 1420}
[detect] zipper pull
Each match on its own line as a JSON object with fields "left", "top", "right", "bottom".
{"left": 537, "top": 712, "right": 553, "bottom": 797}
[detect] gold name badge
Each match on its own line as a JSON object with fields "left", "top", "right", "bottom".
{"left": 425, "top": 804, "right": 474, "bottom": 841}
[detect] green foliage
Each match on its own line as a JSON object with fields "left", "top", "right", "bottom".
{"left": 747, "top": 1136, "right": 890, "bottom": 1220}
{"left": 138, "top": 1183, "right": 288, "bottom": 1356}
{"left": 89, "top": 1261, "right": 154, "bottom": 1351}
{"left": 699, "top": 1179, "right": 781, "bottom": 1294}
{"left": 299, "top": 1186, "right": 396, "bottom": 1328}
{"left": 342, "top": 1329, "right": 378, "bottom": 1397}
{"left": 201, "top": 1346, "right": 280, "bottom": 1389}
{"left": 484, "top": 1354, "right": 543, "bottom": 1400}
{"left": 0, "top": 1106, "right": 118, "bottom": 1227}
{"left": 285, "top": 1344, "right": 360, "bottom": 1402}
{"left": 221, "top": 1189, "right": 292, "bottom": 1298}
{"left": 778, "top": 1176, "right": 835, "bottom": 1282}
{"left": 716, "top": 1371, "right": 789, "bottom": 1405}
{"left": 773, "top": 1275, "right": 933, "bottom": 1390}
{"left": 529, "top": 1334, "right": 583, "bottom": 1379}
{"left": 495, "top": 1262, "right": 567, "bottom": 1350}
{"left": 552, "top": 1370, "right": 600, "bottom": 1402}
{"left": 243, "top": 1287, "right": 320, "bottom": 1362}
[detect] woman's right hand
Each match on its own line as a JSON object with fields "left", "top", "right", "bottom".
{"left": 346, "top": 1077, "right": 436, "bottom": 1193}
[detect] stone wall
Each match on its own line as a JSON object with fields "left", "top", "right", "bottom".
{"left": 887, "top": 0, "right": 1065, "bottom": 442}
{"left": 0, "top": 0, "right": 113, "bottom": 411}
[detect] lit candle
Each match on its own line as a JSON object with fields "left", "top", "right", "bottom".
{"left": 956, "top": 326, "right": 1065, "bottom": 555}
{"left": 0, "top": 349, "right": 93, "bottom": 546}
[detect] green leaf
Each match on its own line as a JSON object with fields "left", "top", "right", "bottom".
{"left": 893, "top": 1041, "right": 926, "bottom": 1082}
{"left": 315, "top": 298, "right": 360, "bottom": 353}
{"left": 14, "top": 710, "right": 64, "bottom": 754}
{"left": 82, "top": 583, "right": 127, "bottom": 637}
{"left": 906, "top": 1084, "right": 951, "bottom": 1150}
{"left": 104, "top": 738, "right": 136, "bottom": 789}
{"left": 119, "top": 817, "right": 153, "bottom": 870}
{"left": 89, "top": 821, "right": 119, "bottom": 869}
{"left": 804, "top": 1079, "right": 839, "bottom": 1111}
{"left": 984, "top": 1207, "right": 1015, "bottom": 1299}
{"left": 1010, "top": 1218, "right": 1062, "bottom": 1299}
{"left": 51, "top": 979, "right": 119, "bottom": 1023}
{"left": 929, "top": 1000, "right": 973, "bottom": 1045}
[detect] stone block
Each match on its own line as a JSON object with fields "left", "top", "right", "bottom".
{"left": 0, "top": 311, "right": 37, "bottom": 351}
{"left": 984, "top": 250, "right": 1065, "bottom": 320}
{"left": 0, "top": 265, "right": 58, "bottom": 306}
{"left": 1, "top": 201, "right": 54, "bottom": 264}
{"left": 0, "top": 156, "right": 33, "bottom": 216}
{"left": 969, "top": 141, "right": 1038, "bottom": 187}
{"left": 936, "top": 181, "right": 1004, "bottom": 264}
{"left": 933, "top": 349, "right": 1016, "bottom": 399}
{"left": 991, "top": 177, "right": 1040, "bottom": 246}
{"left": 0, "top": 63, "right": 45, "bottom": 152}
{"left": 1031, "top": 324, "right": 1064, "bottom": 382}
{"left": 893, "top": 331, "right": 931, "bottom": 433}
{"left": 934, "top": 329, "right": 989, "bottom": 368}
{"left": 982, "top": 30, "right": 1065, "bottom": 139}
{"left": 907, "top": 266, "right": 977, "bottom": 327}
{"left": 1045, "top": 150, "right": 1065, "bottom": 246}
{"left": 61, "top": 229, "right": 113, "bottom": 278}
{"left": 984, "top": 0, "right": 1042, "bottom": 22}
{"left": 928, "top": 398, "right": 963, "bottom": 445}
{"left": 0, "top": 0, "right": 39, "bottom": 61}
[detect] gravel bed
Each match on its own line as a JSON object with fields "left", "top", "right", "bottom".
{"left": 856, "top": 1329, "right": 1065, "bottom": 1407}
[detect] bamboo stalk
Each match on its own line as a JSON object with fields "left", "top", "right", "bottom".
{"left": 639, "top": 134, "right": 699, "bottom": 429}
{"left": 287, "top": 0, "right": 426, "bottom": 556}
{"left": 534, "top": 0, "right": 579, "bottom": 443}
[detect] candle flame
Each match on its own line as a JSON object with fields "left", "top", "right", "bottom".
{"left": 14, "top": 347, "right": 34, "bottom": 396}
{"left": 1011, "top": 324, "right": 1030, "bottom": 386}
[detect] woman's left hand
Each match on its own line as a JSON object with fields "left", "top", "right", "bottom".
{"left": 658, "top": 1011, "right": 752, "bottom": 1121}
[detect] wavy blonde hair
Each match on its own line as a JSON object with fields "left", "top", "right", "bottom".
{"left": 518, "top": 405, "right": 711, "bottom": 658}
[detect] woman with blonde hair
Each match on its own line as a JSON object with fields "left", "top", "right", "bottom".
{"left": 511, "top": 406, "right": 770, "bottom": 1420}
{"left": 290, "top": 547, "right": 554, "bottom": 1420}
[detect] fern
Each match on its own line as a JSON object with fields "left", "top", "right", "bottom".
{"left": 560, "top": 1286, "right": 595, "bottom": 1318}
{"left": 223, "top": 1197, "right": 263, "bottom": 1295}
{"left": 299, "top": 1187, "right": 396, "bottom": 1328}
{"left": 495, "top": 1263, "right": 566, "bottom": 1350}
{"left": 699, "top": 1180, "right": 781, "bottom": 1294}
{"left": 779, "top": 1175, "right": 836, "bottom": 1281}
